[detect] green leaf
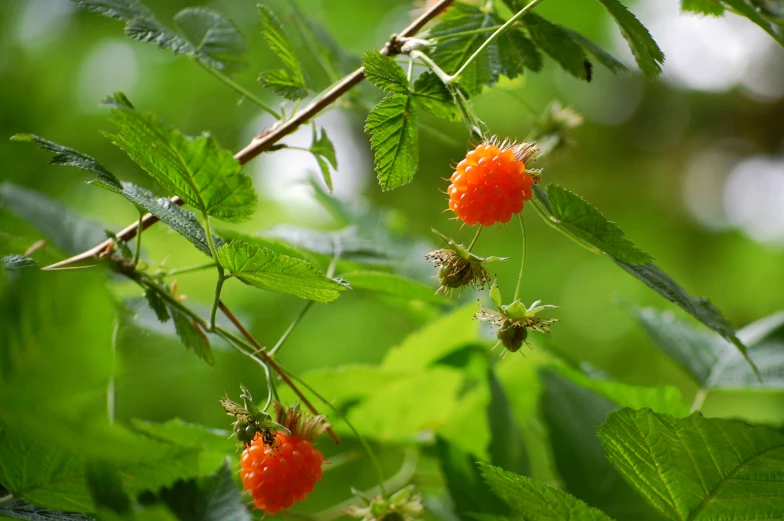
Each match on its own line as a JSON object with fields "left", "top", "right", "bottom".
{"left": 544, "top": 184, "right": 654, "bottom": 264}
{"left": 0, "top": 423, "right": 202, "bottom": 514}
{"left": 78, "top": 1, "right": 247, "bottom": 73}
{"left": 309, "top": 126, "right": 338, "bottom": 192}
{"left": 429, "top": 4, "right": 540, "bottom": 95}
{"left": 487, "top": 368, "right": 529, "bottom": 476}
{"left": 524, "top": 14, "right": 591, "bottom": 81}
{"left": 144, "top": 289, "right": 171, "bottom": 323}
{"left": 11, "top": 134, "right": 122, "bottom": 191}
{"left": 263, "top": 225, "right": 390, "bottom": 261}
{"left": 340, "top": 270, "right": 445, "bottom": 304}
{"left": 85, "top": 461, "right": 131, "bottom": 517}
{"left": 173, "top": 7, "right": 249, "bottom": 74}
{"left": 681, "top": 0, "right": 725, "bottom": 15}
{"left": 159, "top": 460, "right": 251, "bottom": 521}
{"left": 2, "top": 254, "right": 38, "bottom": 273}
{"left": 721, "top": 0, "right": 784, "bottom": 46}
{"left": 0, "top": 497, "right": 94, "bottom": 520}
{"left": 169, "top": 305, "right": 213, "bottom": 365}
{"left": 114, "top": 184, "right": 214, "bottom": 257}
{"left": 594, "top": 0, "right": 665, "bottom": 78}
{"left": 478, "top": 464, "right": 616, "bottom": 521}
{"left": 432, "top": 438, "right": 510, "bottom": 516}
{"left": 365, "top": 94, "right": 419, "bottom": 191}
{"left": 633, "top": 307, "right": 784, "bottom": 389}
{"left": 598, "top": 408, "right": 784, "bottom": 521}
{"left": 540, "top": 367, "right": 680, "bottom": 520}
{"left": 614, "top": 261, "right": 757, "bottom": 376}
{"left": 362, "top": 50, "right": 409, "bottom": 93}
{"left": 257, "top": 5, "right": 308, "bottom": 100}
{"left": 383, "top": 303, "right": 478, "bottom": 370}
{"left": 411, "top": 72, "right": 459, "bottom": 121}
{"left": 77, "top": 0, "right": 189, "bottom": 54}
{"left": 0, "top": 183, "right": 107, "bottom": 256}
{"left": 11, "top": 134, "right": 216, "bottom": 256}
{"left": 104, "top": 93, "right": 256, "bottom": 222}
{"left": 216, "top": 240, "right": 345, "bottom": 303}
{"left": 345, "top": 367, "right": 464, "bottom": 442}
{"left": 566, "top": 30, "right": 630, "bottom": 75}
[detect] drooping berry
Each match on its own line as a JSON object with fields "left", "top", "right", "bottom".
{"left": 496, "top": 319, "right": 528, "bottom": 352}
{"left": 239, "top": 402, "right": 330, "bottom": 515}
{"left": 447, "top": 140, "right": 538, "bottom": 226}
{"left": 240, "top": 431, "right": 325, "bottom": 515}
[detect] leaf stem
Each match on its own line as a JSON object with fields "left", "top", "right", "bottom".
{"left": 203, "top": 215, "right": 224, "bottom": 331}
{"left": 133, "top": 211, "right": 143, "bottom": 265}
{"left": 217, "top": 301, "right": 340, "bottom": 444}
{"left": 446, "top": 0, "right": 544, "bottom": 84}
{"left": 269, "top": 302, "right": 314, "bottom": 357}
{"left": 283, "top": 367, "right": 388, "bottom": 497}
{"left": 514, "top": 213, "right": 527, "bottom": 301}
{"left": 194, "top": 58, "right": 281, "bottom": 119}
{"left": 165, "top": 262, "right": 216, "bottom": 277}
{"left": 467, "top": 225, "right": 483, "bottom": 251}
{"left": 691, "top": 388, "right": 709, "bottom": 413}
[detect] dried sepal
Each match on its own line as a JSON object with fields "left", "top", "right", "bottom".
{"left": 274, "top": 402, "right": 330, "bottom": 441}
{"left": 476, "top": 297, "right": 559, "bottom": 355}
{"left": 426, "top": 228, "right": 508, "bottom": 296}
{"left": 220, "top": 386, "right": 287, "bottom": 448}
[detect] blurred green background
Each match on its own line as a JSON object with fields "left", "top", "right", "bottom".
{"left": 1, "top": 0, "right": 784, "bottom": 512}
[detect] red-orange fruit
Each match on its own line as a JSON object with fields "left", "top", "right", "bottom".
{"left": 448, "top": 143, "right": 534, "bottom": 226}
{"left": 240, "top": 431, "right": 324, "bottom": 515}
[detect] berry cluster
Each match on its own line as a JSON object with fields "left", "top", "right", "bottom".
{"left": 448, "top": 142, "right": 534, "bottom": 226}
{"left": 241, "top": 431, "right": 325, "bottom": 515}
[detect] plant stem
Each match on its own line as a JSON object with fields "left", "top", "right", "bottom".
{"left": 43, "top": 0, "right": 456, "bottom": 271}
{"left": 283, "top": 367, "right": 388, "bottom": 498}
{"left": 514, "top": 213, "right": 527, "bottom": 300}
{"left": 203, "top": 215, "right": 224, "bottom": 331}
{"left": 165, "top": 262, "right": 216, "bottom": 277}
{"left": 691, "top": 388, "right": 709, "bottom": 412}
{"left": 410, "top": 50, "right": 452, "bottom": 85}
{"left": 269, "top": 302, "right": 314, "bottom": 357}
{"left": 108, "top": 319, "right": 119, "bottom": 425}
{"left": 467, "top": 225, "right": 483, "bottom": 251}
{"left": 217, "top": 302, "right": 340, "bottom": 444}
{"left": 447, "top": 0, "right": 544, "bottom": 84}
{"left": 133, "top": 211, "right": 143, "bottom": 265}
{"left": 195, "top": 59, "right": 281, "bottom": 119}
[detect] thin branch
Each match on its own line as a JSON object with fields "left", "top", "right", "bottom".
{"left": 217, "top": 301, "right": 340, "bottom": 445}
{"left": 42, "top": 0, "right": 455, "bottom": 271}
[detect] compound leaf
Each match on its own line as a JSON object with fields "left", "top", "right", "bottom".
{"left": 594, "top": 0, "right": 665, "bottom": 77}
{"left": 524, "top": 14, "right": 591, "bottom": 81}
{"left": 309, "top": 127, "right": 338, "bottom": 192}
{"left": 159, "top": 460, "right": 251, "bottom": 521}
{"left": 365, "top": 94, "right": 419, "bottom": 191}
{"left": 257, "top": 5, "right": 308, "bottom": 100}
{"left": 411, "top": 72, "right": 459, "bottom": 121}
{"left": 362, "top": 50, "right": 409, "bottom": 94}
{"left": 104, "top": 93, "right": 256, "bottom": 222}
{"left": 217, "top": 240, "right": 345, "bottom": 303}
{"left": 174, "top": 7, "right": 249, "bottom": 74}
{"left": 681, "top": 0, "right": 725, "bottom": 15}
{"left": 0, "top": 497, "right": 93, "bottom": 521}
{"left": 634, "top": 307, "right": 784, "bottom": 389}
{"left": 340, "top": 270, "right": 445, "bottom": 304}
{"left": 544, "top": 184, "right": 653, "bottom": 264}
{"left": 479, "top": 464, "right": 616, "bottom": 521}
{"left": 0, "top": 183, "right": 107, "bottom": 256}
{"left": 598, "top": 409, "right": 784, "bottom": 521}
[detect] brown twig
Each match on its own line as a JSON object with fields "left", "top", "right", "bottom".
{"left": 42, "top": 0, "right": 454, "bottom": 271}
{"left": 218, "top": 300, "right": 340, "bottom": 445}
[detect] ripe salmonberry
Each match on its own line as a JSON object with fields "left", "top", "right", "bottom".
{"left": 240, "top": 430, "right": 325, "bottom": 515}
{"left": 447, "top": 140, "right": 538, "bottom": 226}
{"left": 239, "top": 402, "right": 330, "bottom": 515}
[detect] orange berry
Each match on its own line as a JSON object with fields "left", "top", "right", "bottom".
{"left": 240, "top": 431, "right": 324, "bottom": 515}
{"left": 447, "top": 141, "right": 535, "bottom": 226}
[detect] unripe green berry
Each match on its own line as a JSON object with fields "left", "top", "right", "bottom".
{"left": 496, "top": 320, "right": 527, "bottom": 352}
